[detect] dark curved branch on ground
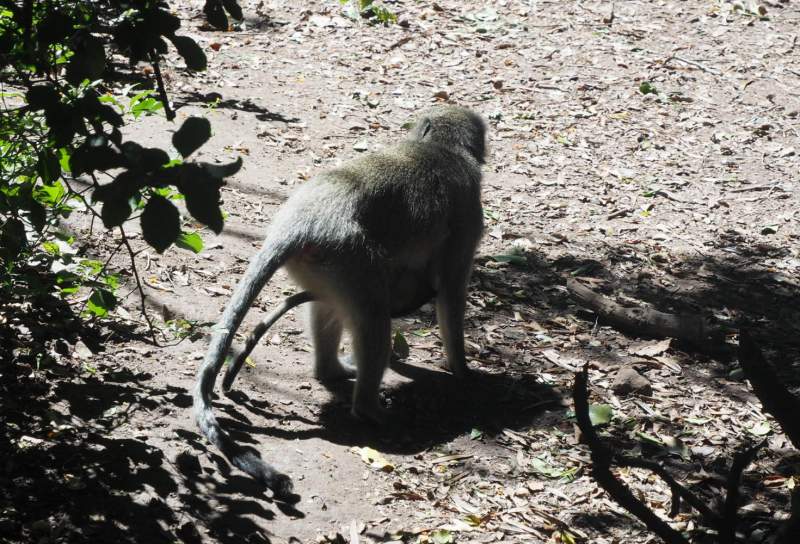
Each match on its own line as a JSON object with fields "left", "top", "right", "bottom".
{"left": 566, "top": 278, "right": 733, "bottom": 359}
{"left": 574, "top": 365, "right": 775, "bottom": 543}
{"left": 720, "top": 439, "right": 767, "bottom": 544}
{"left": 619, "top": 456, "right": 722, "bottom": 525}
{"left": 573, "top": 366, "right": 689, "bottom": 544}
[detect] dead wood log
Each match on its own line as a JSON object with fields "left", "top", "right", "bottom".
{"left": 566, "top": 278, "right": 732, "bottom": 358}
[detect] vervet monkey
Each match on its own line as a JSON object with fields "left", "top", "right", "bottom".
{"left": 194, "top": 106, "right": 487, "bottom": 503}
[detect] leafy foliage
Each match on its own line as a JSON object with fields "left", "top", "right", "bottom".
{"left": 340, "top": 0, "right": 397, "bottom": 25}
{"left": 0, "top": 0, "right": 242, "bottom": 319}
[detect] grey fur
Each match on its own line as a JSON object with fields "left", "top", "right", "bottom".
{"left": 193, "top": 106, "right": 487, "bottom": 502}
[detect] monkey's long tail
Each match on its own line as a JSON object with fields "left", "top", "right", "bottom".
{"left": 222, "top": 290, "right": 315, "bottom": 391}
{"left": 193, "top": 239, "right": 301, "bottom": 503}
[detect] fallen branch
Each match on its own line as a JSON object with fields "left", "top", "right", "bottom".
{"left": 573, "top": 366, "right": 689, "bottom": 544}
{"left": 566, "top": 278, "right": 732, "bottom": 358}
{"left": 720, "top": 439, "right": 767, "bottom": 544}
{"left": 574, "top": 365, "right": 771, "bottom": 542}
{"left": 664, "top": 55, "right": 721, "bottom": 75}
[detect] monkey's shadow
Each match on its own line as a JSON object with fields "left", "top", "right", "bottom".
{"left": 222, "top": 358, "right": 564, "bottom": 459}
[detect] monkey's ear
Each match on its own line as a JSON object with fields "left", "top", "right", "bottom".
{"left": 416, "top": 118, "right": 432, "bottom": 140}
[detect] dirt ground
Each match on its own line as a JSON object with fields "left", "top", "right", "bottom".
{"left": 2, "top": 0, "right": 800, "bottom": 543}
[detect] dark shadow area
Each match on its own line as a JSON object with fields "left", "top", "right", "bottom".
{"left": 0, "top": 289, "right": 285, "bottom": 543}
{"left": 174, "top": 92, "right": 300, "bottom": 123}
{"left": 217, "top": 357, "right": 565, "bottom": 477}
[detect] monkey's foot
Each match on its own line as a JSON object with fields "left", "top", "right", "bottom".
{"left": 448, "top": 359, "right": 474, "bottom": 379}
{"left": 352, "top": 404, "right": 408, "bottom": 429}
{"left": 315, "top": 354, "right": 357, "bottom": 381}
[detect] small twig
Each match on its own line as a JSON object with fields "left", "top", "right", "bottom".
{"left": 665, "top": 55, "right": 721, "bottom": 75}
{"left": 119, "top": 225, "right": 158, "bottom": 345}
{"left": 622, "top": 456, "right": 723, "bottom": 525}
{"left": 719, "top": 439, "right": 767, "bottom": 544}
{"left": 730, "top": 184, "right": 782, "bottom": 193}
{"left": 606, "top": 207, "right": 633, "bottom": 220}
{"left": 388, "top": 36, "right": 412, "bottom": 50}
{"left": 780, "top": 119, "right": 800, "bottom": 138}
{"left": 149, "top": 49, "right": 175, "bottom": 121}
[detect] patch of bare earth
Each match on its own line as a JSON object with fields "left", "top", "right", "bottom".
{"left": 2, "top": 1, "right": 800, "bottom": 543}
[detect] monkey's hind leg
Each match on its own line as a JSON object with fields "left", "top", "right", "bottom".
{"left": 307, "top": 301, "right": 357, "bottom": 381}
{"left": 435, "top": 234, "right": 481, "bottom": 379}
{"left": 349, "top": 304, "right": 394, "bottom": 426}
{"left": 223, "top": 291, "right": 315, "bottom": 391}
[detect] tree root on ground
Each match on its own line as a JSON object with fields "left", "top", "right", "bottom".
{"left": 566, "top": 278, "right": 733, "bottom": 359}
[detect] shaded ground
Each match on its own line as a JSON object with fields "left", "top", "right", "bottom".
{"left": 2, "top": 0, "right": 800, "bottom": 543}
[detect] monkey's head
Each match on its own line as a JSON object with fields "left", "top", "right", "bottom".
{"left": 411, "top": 106, "right": 487, "bottom": 164}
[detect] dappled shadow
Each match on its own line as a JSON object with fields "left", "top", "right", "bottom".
{"left": 175, "top": 92, "right": 299, "bottom": 123}
{"left": 0, "top": 330, "right": 285, "bottom": 544}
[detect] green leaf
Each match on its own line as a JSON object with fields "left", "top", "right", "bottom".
{"left": 464, "top": 514, "right": 481, "bottom": 526}
{"left": 173, "top": 117, "right": 212, "bottom": 158}
{"left": 684, "top": 417, "right": 712, "bottom": 425}
{"left": 221, "top": 0, "right": 244, "bottom": 20}
{"left": 588, "top": 404, "right": 613, "bottom": 426}
{"left": 558, "top": 467, "right": 581, "bottom": 484}
{"left": 530, "top": 455, "right": 567, "bottom": 478}
{"left": 431, "top": 530, "right": 454, "bottom": 544}
{"left": 37, "top": 150, "right": 62, "bottom": 184}
{"left": 199, "top": 156, "right": 243, "bottom": 179}
{"left": 169, "top": 36, "right": 207, "bottom": 71}
{"left": 392, "top": 327, "right": 409, "bottom": 359}
{"left": 661, "top": 435, "right": 690, "bottom": 458}
{"left": 101, "top": 198, "right": 134, "bottom": 229}
{"left": 639, "top": 81, "right": 658, "bottom": 95}
{"left": 175, "top": 232, "right": 204, "bottom": 253}
{"left": 42, "top": 242, "right": 60, "bottom": 255}
{"left": 65, "top": 35, "right": 106, "bottom": 86}
{"left": 729, "top": 368, "right": 745, "bottom": 381}
{"left": 141, "top": 195, "right": 180, "bottom": 253}
{"left": 469, "top": 428, "right": 483, "bottom": 440}
{"left": 87, "top": 289, "right": 117, "bottom": 318}
{"left": 488, "top": 254, "right": 526, "bottom": 265}
{"left": 59, "top": 148, "right": 72, "bottom": 173}
{"left": 204, "top": 1, "right": 229, "bottom": 30}
{"left": 556, "top": 136, "right": 573, "bottom": 146}
{"left": 747, "top": 421, "right": 771, "bottom": 436}
{"left": 636, "top": 431, "right": 663, "bottom": 444}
